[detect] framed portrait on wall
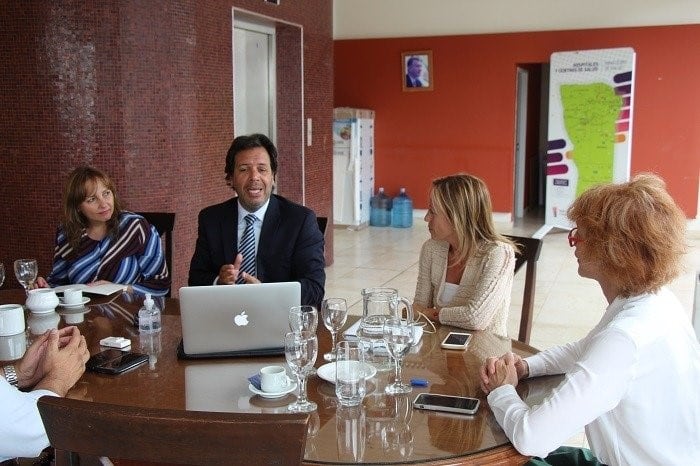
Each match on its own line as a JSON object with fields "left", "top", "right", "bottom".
{"left": 402, "top": 50, "right": 433, "bottom": 91}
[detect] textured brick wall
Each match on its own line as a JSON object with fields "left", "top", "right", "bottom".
{"left": 0, "top": 0, "right": 333, "bottom": 293}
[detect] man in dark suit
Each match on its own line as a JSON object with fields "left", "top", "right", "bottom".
{"left": 406, "top": 56, "right": 425, "bottom": 87}
{"left": 188, "top": 134, "right": 325, "bottom": 307}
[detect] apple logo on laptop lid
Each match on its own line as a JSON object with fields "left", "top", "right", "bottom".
{"left": 233, "top": 310, "right": 249, "bottom": 327}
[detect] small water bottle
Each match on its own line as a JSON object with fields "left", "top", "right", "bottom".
{"left": 370, "top": 187, "right": 392, "bottom": 227}
{"left": 138, "top": 293, "right": 161, "bottom": 334}
{"left": 391, "top": 187, "right": 413, "bottom": 228}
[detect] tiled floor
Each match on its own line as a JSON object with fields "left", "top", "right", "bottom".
{"left": 325, "top": 210, "right": 700, "bottom": 448}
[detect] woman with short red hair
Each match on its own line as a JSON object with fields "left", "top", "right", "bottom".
{"left": 480, "top": 174, "right": 700, "bottom": 465}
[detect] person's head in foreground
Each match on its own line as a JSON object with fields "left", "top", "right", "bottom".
{"left": 568, "top": 172, "right": 686, "bottom": 297}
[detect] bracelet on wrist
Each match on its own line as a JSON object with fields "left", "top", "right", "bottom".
{"left": 3, "top": 364, "right": 18, "bottom": 387}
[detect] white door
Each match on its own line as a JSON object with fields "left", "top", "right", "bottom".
{"left": 233, "top": 18, "right": 276, "bottom": 139}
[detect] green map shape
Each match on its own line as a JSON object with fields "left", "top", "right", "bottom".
{"left": 561, "top": 83, "right": 622, "bottom": 196}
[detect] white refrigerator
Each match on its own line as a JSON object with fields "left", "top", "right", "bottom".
{"left": 332, "top": 108, "right": 375, "bottom": 228}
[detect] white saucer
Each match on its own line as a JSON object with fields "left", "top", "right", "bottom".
{"left": 316, "top": 362, "right": 377, "bottom": 384}
{"left": 248, "top": 381, "right": 297, "bottom": 399}
{"left": 58, "top": 305, "right": 89, "bottom": 313}
{"left": 58, "top": 297, "right": 91, "bottom": 308}
{"left": 57, "top": 305, "right": 90, "bottom": 315}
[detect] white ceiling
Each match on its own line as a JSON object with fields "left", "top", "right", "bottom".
{"left": 333, "top": 0, "right": 700, "bottom": 39}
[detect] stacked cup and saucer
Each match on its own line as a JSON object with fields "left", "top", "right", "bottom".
{"left": 25, "top": 288, "right": 61, "bottom": 335}
{"left": 0, "top": 302, "right": 28, "bottom": 361}
{"left": 248, "top": 365, "right": 297, "bottom": 399}
{"left": 56, "top": 287, "right": 91, "bottom": 325}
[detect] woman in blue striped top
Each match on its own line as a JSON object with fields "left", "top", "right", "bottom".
{"left": 36, "top": 166, "right": 170, "bottom": 296}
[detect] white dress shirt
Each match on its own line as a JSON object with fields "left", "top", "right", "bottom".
{"left": 0, "top": 377, "right": 57, "bottom": 461}
{"left": 487, "top": 287, "right": 700, "bottom": 465}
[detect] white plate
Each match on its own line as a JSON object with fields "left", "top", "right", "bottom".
{"left": 248, "top": 381, "right": 297, "bottom": 399}
{"left": 58, "top": 297, "right": 91, "bottom": 308}
{"left": 316, "top": 362, "right": 377, "bottom": 384}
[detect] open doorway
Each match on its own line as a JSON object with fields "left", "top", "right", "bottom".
{"left": 513, "top": 63, "right": 549, "bottom": 225}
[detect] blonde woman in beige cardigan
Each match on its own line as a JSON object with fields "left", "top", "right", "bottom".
{"left": 413, "top": 174, "right": 516, "bottom": 338}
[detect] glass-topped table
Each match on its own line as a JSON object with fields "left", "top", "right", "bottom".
{"left": 1, "top": 289, "right": 561, "bottom": 465}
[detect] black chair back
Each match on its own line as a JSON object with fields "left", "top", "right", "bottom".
{"left": 136, "top": 212, "right": 175, "bottom": 297}
{"left": 317, "top": 216, "right": 328, "bottom": 236}
{"left": 504, "top": 234, "right": 543, "bottom": 344}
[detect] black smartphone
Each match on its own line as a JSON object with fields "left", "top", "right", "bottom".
{"left": 87, "top": 349, "right": 149, "bottom": 375}
{"left": 413, "top": 393, "right": 480, "bottom": 415}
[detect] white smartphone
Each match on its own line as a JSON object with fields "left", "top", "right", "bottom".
{"left": 440, "top": 332, "right": 472, "bottom": 350}
{"left": 413, "top": 393, "right": 480, "bottom": 415}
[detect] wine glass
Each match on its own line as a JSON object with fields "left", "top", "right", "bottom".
{"left": 383, "top": 317, "right": 414, "bottom": 395}
{"left": 14, "top": 259, "right": 38, "bottom": 294}
{"left": 288, "top": 305, "right": 318, "bottom": 333}
{"left": 321, "top": 297, "right": 348, "bottom": 361}
{"left": 285, "top": 330, "right": 318, "bottom": 413}
{"left": 0, "top": 263, "right": 5, "bottom": 288}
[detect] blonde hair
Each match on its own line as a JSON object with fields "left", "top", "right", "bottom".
{"left": 63, "top": 166, "right": 123, "bottom": 251}
{"left": 430, "top": 174, "right": 515, "bottom": 265}
{"left": 568, "top": 173, "right": 686, "bottom": 296}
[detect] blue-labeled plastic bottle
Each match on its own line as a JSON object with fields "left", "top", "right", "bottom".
{"left": 369, "top": 187, "right": 392, "bottom": 227}
{"left": 391, "top": 187, "right": 413, "bottom": 228}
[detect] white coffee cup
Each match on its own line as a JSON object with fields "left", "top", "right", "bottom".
{"left": 260, "top": 365, "right": 290, "bottom": 393}
{"left": 63, "top": 288, "right": 83, "bottom": 306}
{"left": 0, "top": 333, "right": 27, "bottom": 360}
{"left": 27, "top": 311, "right": 60, "bottom": 336}
{"left": 63, "top": 312, "right": 85, "bottom": 324}
{"left": 0, "top": 304, "right": 26, "bottom": 337}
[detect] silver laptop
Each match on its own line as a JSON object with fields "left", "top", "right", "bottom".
{"left": 179, "top": 282, "right": 300, "bottom": 357}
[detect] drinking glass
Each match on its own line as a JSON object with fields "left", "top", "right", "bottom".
{"left": 335, "top": 340, "right": 366, "bottom": 406}
{"left": 321, "top": 297, "right": 348, "bottom": 361}
{"left": 288, "top": 305, "right": 318, "bottom": 333}
{"left": 285, "top": 330, "right": 318, "bottom": 413}
{"left": 336, "top": 404, "right": 366, "bottom": 462}
{"left": 383, "top": 317, "right": 413, "bottom": 395}
{"left": 14, "top": 259, "right": 38, "bottom": 294}
{"left": 386, "top": 394, "right": 414, "bottom": 458}
{"left": 0, "top": 263, "right": 5, "bottom": 288}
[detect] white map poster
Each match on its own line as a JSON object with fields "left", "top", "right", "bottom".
{"left": 545, "top": 48, "right": 635, "bottom": 230}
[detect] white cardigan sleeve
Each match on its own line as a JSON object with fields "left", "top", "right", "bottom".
{"left": 439, "top": 242, "right": 515, "bottom": 331}
{"left": 413, "top": 240, "right": 436, "bottom": 308}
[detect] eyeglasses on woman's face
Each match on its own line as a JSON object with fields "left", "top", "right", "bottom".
{"left": 568, "top": 227, "right": 584, "bottom": 247}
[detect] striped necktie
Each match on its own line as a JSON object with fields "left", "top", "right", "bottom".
{"left": 236, "top": 214, "right": 257, "bottom": 284}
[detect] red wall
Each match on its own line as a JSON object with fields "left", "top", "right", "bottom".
{"left": 334, "top": 24, "right": 700, "bottom": 217}
{"left": 0, "top": 0, "right": 333, "bottom": 292}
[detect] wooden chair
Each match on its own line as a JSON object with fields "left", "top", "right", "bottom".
{"left": 37, "top": 396, "right": 310, "bottom": 466}
{"left": 504, "top": 234, "right": 543, "bottom": 345}
{"left": 137, "top": 212, "right": 175, "bottom": 297}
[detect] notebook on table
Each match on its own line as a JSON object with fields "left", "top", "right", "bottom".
{"left": 53, "top": 283, "right": 127, "bottom": 296}
{"left": 178, "top": 282, "right": 301, "bottom": 359}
